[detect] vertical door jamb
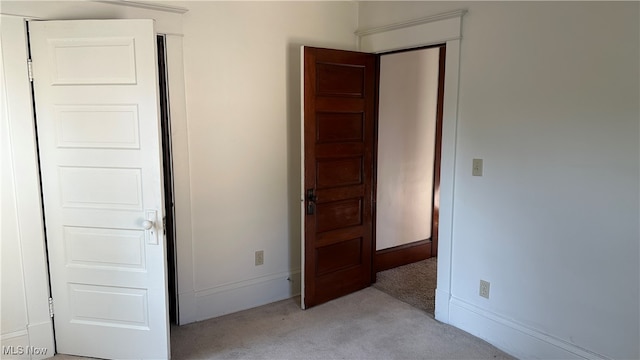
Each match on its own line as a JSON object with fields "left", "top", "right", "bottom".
{"left": 431, "top": 45, "right": 446, "bottom": 256}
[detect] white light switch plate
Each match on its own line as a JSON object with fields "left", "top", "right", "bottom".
{"left": 472, "top": 158, "right": 483, "bottom": 176}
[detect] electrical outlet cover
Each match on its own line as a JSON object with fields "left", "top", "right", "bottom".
{"left": 255, "top": 250, "right": 264, "bottom": 266}
{"left": 479, "top": 280, "right": 490, "bottom": 299}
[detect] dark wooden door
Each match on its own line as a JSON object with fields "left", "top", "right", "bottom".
{"left": 303, "top": 47, "right": 378, "bottom": 308}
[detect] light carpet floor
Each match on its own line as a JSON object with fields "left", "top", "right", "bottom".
{"left": 373, "top": 257, "right": 438, "bottom": 315}
{"left": 54, "top": 287, "right": 514, "bottom": 359}
{"left": 170, "top": 287, "right": 513, "bottom": 359}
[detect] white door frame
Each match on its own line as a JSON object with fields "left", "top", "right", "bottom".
{"left": 1, "top": 15, "right": 56, "bottom": 358}
{"left": 356, "top": 9, "right": 466, "bottom": 323}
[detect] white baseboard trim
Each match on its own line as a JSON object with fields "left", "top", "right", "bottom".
{"left": 1, "top": 332, "right": 29, "bottom": 359}
{"left": 434, "top": 288, "right": 451, "bottom": 323}
{"left": 177, "top": 291, "right": 198, "bottom": 325}
{"left": 180, "top": 270, "right": 301, "bottom": 324}
{"left": 448, "top": 297, "right": 609, "bottom": 360}
{"left": 1, "top": 330, "right": 28, "bottom": 341}
{"left": 1, "top": 321, "right": 54, "bottom": 360}
{"left": 27, "top": 321, "right": 54, "bottom": 360}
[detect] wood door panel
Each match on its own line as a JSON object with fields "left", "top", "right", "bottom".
{"left": 314, "top": 266, "right": 367, "bottom": 304}
{"left": 315, "top": 143, "right": 364, "bottom": 158}
{"left": 316, "top": 63, "right": 365, "bottom": 97}
{"left": 316, "top": 237, "right": 363, "bottom": 276}
{"left": 303, "top": 47, "right": 377, "bottom": 308}
{"left": 315, "top": 226, "right": 366, "bottom": 247}
{"left": 315, "top": 98, "right": 364, "bottom": 112}
{"left": 316, "top": 157, "right": 363, "bottom": 188}
{"left": 316, "top": 113, "right": 364, "bottom": 143}
{"left": 315, "top": 198, "right": 362, "bottom": 233}
{"left": 317, "top": 185, "right": 364, "bottom": 203}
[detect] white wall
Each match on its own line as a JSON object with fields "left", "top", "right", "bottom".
{"left": 360, "top": 2, "right": 639, "bottom": 359}
{"left": 176, "top": 1, "right": 358, "bottom": 321}
{"left": 376, "top": 48, "right": 440, "bottom": 250}
{"left": 1, "top": 53, "right": 32, "bottom": 357}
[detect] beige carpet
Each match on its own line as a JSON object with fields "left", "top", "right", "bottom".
{"left": 170, "top": 287, "right": 513, "bottom": 359}
{"left": 373, "top": 257, "right": 438, "bottom": 315}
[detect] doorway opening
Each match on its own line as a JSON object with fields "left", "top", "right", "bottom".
{"left": 375, "top": 44, "right": 445, "bottom": 269}
{"left": 372, "top": 44, "right": 446, "bottom": 315}
{"left": 301, "top": 44, "right": 447, "bottom": 310}
{"left": 157, "top": 34, "right": 179, "bottom": 325}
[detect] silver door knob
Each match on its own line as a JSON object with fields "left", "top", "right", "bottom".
{"left": 142, "top": 220, "right": 154, "bottom": 230}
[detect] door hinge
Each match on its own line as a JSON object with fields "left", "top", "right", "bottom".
{"left": 163, "top": 216, "right": 166, "bottom": 235}
{"left": 48, "top": 298, "right": 54, "bottom": 318}
{"left": 27, "top": 59, "right": 34, "bottom": 82}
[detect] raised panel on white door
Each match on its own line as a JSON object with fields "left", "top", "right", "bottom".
{"left": 55, "top": 105, "right": 140, "bottom": 149}
{"left": 68, "top": 284, "right": 149, "bottom": 329}
{"left": 64, "top": 226, "right": 146, "bottom": 270}
{"left": 48, "top": 37, "right": 137, "bottom": 85}
{"left": 59, "top": 167, "right": 143, "bottom": 210}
